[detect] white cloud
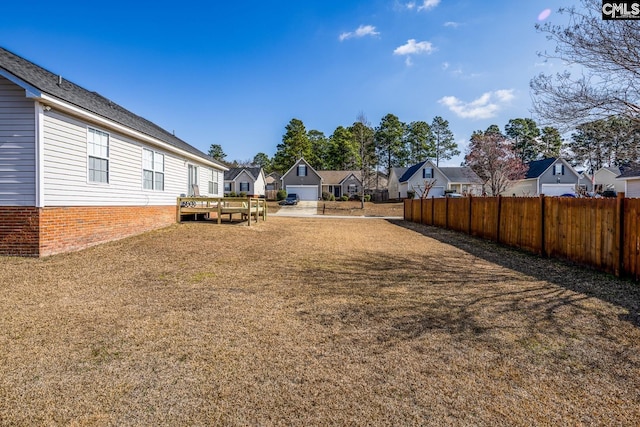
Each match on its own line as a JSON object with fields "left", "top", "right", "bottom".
{"left": 417, "top": 0, "right": 440, "bottom": 11}
{"left": 442, "top": 62, "right": 450, "bottom": 70}
{"left": 405, "top": 57, "right": 414, "bottom": 67}
{"left": 393, "top": 39, "right": 435, "bottom": 55}
{"left": 438, "top": 90, "right": 515, "bottom": 119}
{"left": 395, "top": 0, "right": 440, "bottom": 12}
{"left": 339, "top": 25, "right": 380, "bottom": 41}
{"left": 444, "top": 21, "right": 461, "bottom": 28}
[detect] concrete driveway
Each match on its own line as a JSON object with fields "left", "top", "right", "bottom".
{"left": 271, "top": 201, "right": 318, "bottom": 217}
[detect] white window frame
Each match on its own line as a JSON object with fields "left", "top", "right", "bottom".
{"left": 297, "top": 164, "right": 307, "bottom": 176}
{"left": 87, "top": 127, "right": 109, "bottom": 184}
{"left": 554, "top": 163, "right": 564, "bottom": 175}
{"left": 142, "top": 148, "right": 165, "bottom": 191}
{"left": 208, "top": 170, "right": 219, "bottom": 194}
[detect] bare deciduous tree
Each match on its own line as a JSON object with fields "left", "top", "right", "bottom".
{"left": 531, "top": 0, "right": 640, "bottom": 128}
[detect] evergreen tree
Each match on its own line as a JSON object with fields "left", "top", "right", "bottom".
{"left": 505, "top": 118, "right": 541, "bottom": 163}
{"left": 431, "top": 116, "right": 458, "bottom": 166}
{"left": 374, "top": 113, "right": 408, "bottom": 174}
{"left": 272, "top": 118, "right": 312, "bottom": 173}
{"left": 405, "top": 121, "right": 435, "bottom": 164}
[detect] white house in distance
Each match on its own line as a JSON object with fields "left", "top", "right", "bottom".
{"left": 0, "top": 47, "right": 227, "bottom": 256}
{"left": 593, "top": 166, "right": 625, "bottom": 194}
{"left": 224, "top": 167, "right": 266, "bottom": 196}
{"left": 616, "top": 165, "right": 640, "bottom": 198}
{"left": 390, "top": 160, "right": 483, "bottom": 198}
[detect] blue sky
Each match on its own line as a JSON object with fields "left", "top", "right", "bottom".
{"left": 1, "top": 0, "right": 570, "bottom": 166}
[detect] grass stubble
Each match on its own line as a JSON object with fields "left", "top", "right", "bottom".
{"left": 0, "top": 216, "right": 639, "bottom": 425}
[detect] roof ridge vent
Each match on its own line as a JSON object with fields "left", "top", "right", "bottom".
{"left": 57, "top": 75, "right": 62, "bottom": 86}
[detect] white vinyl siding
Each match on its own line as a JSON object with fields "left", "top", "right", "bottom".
{"left": 41, "top": 111, "right": 224, "bottom": 206}
{"left": 626, "top": 180, "right": 640, "bottom": 198}
{"left": 0, "top": 76, "right": 36, "bottom": 206}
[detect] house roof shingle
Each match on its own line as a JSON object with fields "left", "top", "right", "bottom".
{"left": 316, "top": 170, "right": 360, "bottom": 185}
{"left": 438, "top": 167, "right": 483, "bottom": 184}
{"left": 524, "top": 158, "right": 556, "bottom": 179}
{"left": 399, "top": 161, "right": 427, "bottom": 182}
{"left": 0, "top": 47, "right": 225, "bottom": 169}
{"left": 224, "top": 167, "right": 262, "bottom": 181}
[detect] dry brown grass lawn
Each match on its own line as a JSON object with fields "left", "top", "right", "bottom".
{"left": 1, "top": 217, "right": 639, "bottom": 425}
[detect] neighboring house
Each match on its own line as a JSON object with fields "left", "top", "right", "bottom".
{"left": 504, "top": 158, "right": 582, "bottom": 197}
{"left": 317, "top": 170, "right": 362, "bottom": 199}
{"left": 281, "top": 158, "right": 322, "bottom": 201}
{"left": 397, "top": 160, "right": 483, "bottom": 198}
{"left": 224, "top": 167, "right": 266, "bottom": 196}
{"left": 594, "top": 166, "right": 624, "bottom": 194}
{"left": 0, "top": 47, "right": 227, "bottom": 256}
{"left": 616, "top": 165, "right": 640, "bottom": 198}
{"left": 265, "top": 172, "right": 282, "bottom": 191}
{"left": 388, "top": 167, "right": 409, "bottom": 199}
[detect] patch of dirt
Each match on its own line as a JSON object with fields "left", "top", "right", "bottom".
{"left": 0, "top": 218, "right": 639, "bottom": 425}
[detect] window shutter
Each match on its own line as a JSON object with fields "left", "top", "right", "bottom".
{"left": 423, "top": 169, "right": 426, "bottom": 179}
{"left": 562, "top": 165, "right": 565, "bottom": 175}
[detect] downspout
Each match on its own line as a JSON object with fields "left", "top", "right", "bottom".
{"left": 35, "top": 102, "right": 46, "bottom": 208}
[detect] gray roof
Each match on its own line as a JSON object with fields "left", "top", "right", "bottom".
{"left": 0, "top": 47, "right": 225, "bottom": 168}
{"left": 439, "top": 167, "right": 483, "bottom": 184}
{"left": 224, "top": 167, "right": 262, "bottom": 181}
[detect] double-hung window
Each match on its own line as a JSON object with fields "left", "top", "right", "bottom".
{"left": 297, "top": 165, "right": 307, "bottom": 176}
{"left": 239, "top": 182, "right": 250, "bottom": 192}
{"left": 143, "top": 148, "right": 164, "bottom": 191}
{"left": 423, "top": 167, "right": 433, "bottom": 179}
{"left": 208, "top": 170, "right": 219, "bottom": 194}
{"left": 88, "top": 128, "right": 109, "bottom": 183}
{"left": 554, "top": 163, "right": 565, "bottom": 175}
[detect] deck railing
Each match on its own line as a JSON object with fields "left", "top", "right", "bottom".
{"left": 176, "top": 196, "right": 267, "bottom": 226}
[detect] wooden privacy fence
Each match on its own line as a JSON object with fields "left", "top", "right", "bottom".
{"left": 404, "top": 195, "right": 640, "bottom": 280}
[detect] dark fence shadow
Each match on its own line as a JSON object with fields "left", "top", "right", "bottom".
{"left": 387, "top": 219, "right": 640, "bottom": 327}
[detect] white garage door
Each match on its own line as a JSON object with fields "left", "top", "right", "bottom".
{"left": 286, "top": 185, "right": 318, "bottom": 201}
{"left": 541, "top": 184, "right": 576, "bottom": 196}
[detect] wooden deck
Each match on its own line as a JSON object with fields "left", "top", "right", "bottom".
{"left": 177, "top": 197, "right": 267, "bottom": 226}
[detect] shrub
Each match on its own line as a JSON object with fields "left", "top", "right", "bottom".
{"left": 364, "top": 194, "right": 371, "bottom": 202}
{"left": 239, "top": 192, "right": 247, "bottom": 198}
{"left": 229, "top": 192, "right": 237, "bottom": 198}
{"left": 322, "top": 191, "right": 335, "bottom": 201}
{"left": 276, "top": 189, "right": 287, "bottom": 201}
{"left": 350, "top": 194, "right": 361, "bottom": 201}
{"left": 406, "top": 190, "right": 416, "bottom": 199}
{"left": 340, "top": 195, "right": 349, "bottom": 201}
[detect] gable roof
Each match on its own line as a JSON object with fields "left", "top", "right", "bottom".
{"left": 224, "top": 167, "right": 262, "bottom": 181}
{"left": 316, "top": 170, "right": 361, "bottom": 185}
{"left": 281, "top": 158, "right": 321, "bottom": 180}
{"left": 439, "top": 167, "right": 483, "bottom": 184}
{"left": 399, "top": 161, "right": 428, "bottom": 182}
{"left": 616, "top": 164, "right": 640, "bottom": 179}
{"left": 524, "top": 158, "right": 557, "bottom": 179}
{"left": 0, "top": 47, "right": 226, "bottom": 169}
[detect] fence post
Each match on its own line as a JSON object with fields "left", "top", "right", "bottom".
{"left": 539, "top": 194, "right": 546, "bottom": 256}
{"left": 496, "top": 195, "right": 502, "bottom": 244}
{"left": 468, "top": 195, "right": 473, "bottom": 235}
{"left": 615, "top": 192, "right": 625, "bottom": 277}
{"left": 445, "top": 195, "right": 450, "bottom": 229}
{"left": 431, "top": 195, "right": 435, "bottom": 226}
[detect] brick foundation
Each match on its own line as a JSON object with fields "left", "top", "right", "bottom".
{"left": 0, "top": 207, "right": 41, "bottom": 256}
{"left": 0, "top": 205, "right": 177, "bottom": 257}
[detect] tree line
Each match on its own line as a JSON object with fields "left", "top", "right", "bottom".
{"left": 209, "top": 113, "right": 461, "bottom": 175}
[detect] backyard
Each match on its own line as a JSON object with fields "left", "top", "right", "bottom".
{"left": 1, "top": 217, "right": 639, "bottom": 425}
